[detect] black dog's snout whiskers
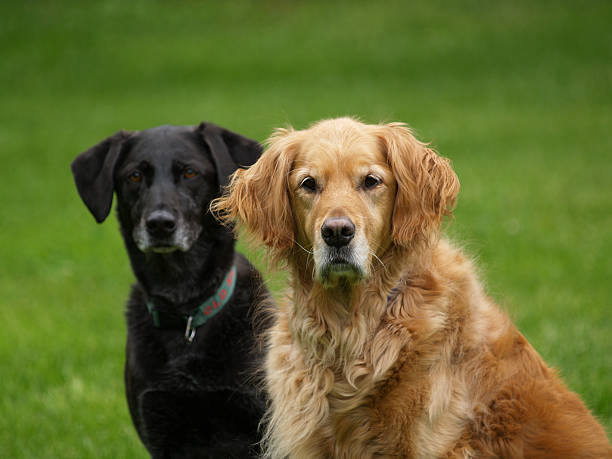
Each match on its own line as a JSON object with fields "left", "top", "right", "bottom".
{"left": 321, "top": 217, "right": 355, "bottom": 248}
{"left": 146, "top": 210, "right": 177, "bottom": 237}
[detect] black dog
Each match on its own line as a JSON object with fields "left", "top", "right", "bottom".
{"left": 71, "top": 122, "right": 270, "bottom": 458}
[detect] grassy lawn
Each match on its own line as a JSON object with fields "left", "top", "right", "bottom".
{"left": 0, "top": 0, "right": 610, "bottom": 456}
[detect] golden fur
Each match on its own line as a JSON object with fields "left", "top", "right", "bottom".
{"left": 212, "top": 117, "right": 611, "bottom": 458}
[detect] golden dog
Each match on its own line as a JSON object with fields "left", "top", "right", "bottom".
{"left": 213, "top": 117, "right": 611, "bottom": 458}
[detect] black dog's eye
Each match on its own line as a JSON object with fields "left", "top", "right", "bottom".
{"left": 183, "top": 167, "right": 198, "bottom": 180}
{"left": 363, "top": 174, "right": 381, "bottom": 189}
{"left": 299, "top": 176, "right": 317, "bottom": 192}
{"left": 128, "top": 171, "right": 143, "bottom": 183}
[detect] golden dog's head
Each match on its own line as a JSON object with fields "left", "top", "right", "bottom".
{"left": 213, "top": 117, "right": 459, "bottom": 288}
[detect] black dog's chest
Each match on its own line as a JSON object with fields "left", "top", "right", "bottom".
{"left": 127, "top": 275, "right": 257, "bottom": 383}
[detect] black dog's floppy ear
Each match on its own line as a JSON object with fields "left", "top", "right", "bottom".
{"left": 196, "top": 122, "right": 263, "bottom": 188}
{"left": 71, "top": 130, "right": 131, "bottom": 223}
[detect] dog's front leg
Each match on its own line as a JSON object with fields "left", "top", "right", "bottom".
{"left": 139, "top": 388, "right": 260, "bottom": 459}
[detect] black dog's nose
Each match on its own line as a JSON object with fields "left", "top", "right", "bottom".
{"left": 146, "top": 210, "right": 177, "bottom": 237}
{"left": 321, "top": 217, "right": 355, "bottom": 248}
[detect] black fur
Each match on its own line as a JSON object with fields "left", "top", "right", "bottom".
{"left": 71, "top": 123, "right": 270, "bottom": 458}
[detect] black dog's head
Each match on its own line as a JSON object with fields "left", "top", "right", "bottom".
{"left": 71, "top": 122, "right": 262, "bottom": 255}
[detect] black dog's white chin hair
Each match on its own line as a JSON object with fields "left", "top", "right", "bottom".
{"left": 133, "top": 226, "right": 201, "bottom": 254}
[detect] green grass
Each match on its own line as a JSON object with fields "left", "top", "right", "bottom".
{"left": 0, "top": 0, "right": 610, "bottom": 455}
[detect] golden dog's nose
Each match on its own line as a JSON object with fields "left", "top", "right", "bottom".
{"left": 321, "top": 217, "right": 355, "bottom": 248}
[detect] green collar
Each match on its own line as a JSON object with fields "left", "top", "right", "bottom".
{"left": 146, "top": 265, "right": 237, "bottom": 343}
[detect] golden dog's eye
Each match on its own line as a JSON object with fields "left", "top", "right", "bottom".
{"left": 183, "top": 167, "right": 198, "bottom": 179}
{"left": 129, "top": 171, "right": 143, "bottom": 183}
{"left": 364, "top": 174, "right": 381, "bottom": 189}
{"left": 299, "top": 176, "right": 317, "bottom": 192}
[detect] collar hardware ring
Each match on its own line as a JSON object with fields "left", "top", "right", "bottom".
{"left": 184, "top": 316, "right": 196, "bottom": 343}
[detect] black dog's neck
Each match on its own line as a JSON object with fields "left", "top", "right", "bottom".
{"left": 122, "top": 223, "right": 236, "bottom": 313}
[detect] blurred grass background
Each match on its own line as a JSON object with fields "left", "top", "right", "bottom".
{"left": 0, "top": 0, "right": 610, "bottom": 456}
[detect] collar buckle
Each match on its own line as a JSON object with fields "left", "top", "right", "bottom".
{"left": 184, "top": 316, "right": 196, "bottom": 343}
{"left": 147, "top": 265, "right": 237, "bottom": 337}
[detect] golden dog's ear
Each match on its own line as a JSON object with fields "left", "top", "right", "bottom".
{"left": 373, "top": 123, "right": 459, "bottom": 248}
{"left": 211, "top": 128, "right": 298, "bottom": 256}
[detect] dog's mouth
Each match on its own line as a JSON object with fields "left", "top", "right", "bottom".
{"left": 317, "top": 249, "right": 365, "bottom": 287}
{"left": 139, "top": 236, "right": 195, "bottom": 254}
{"left": 133, "top": 225, "right": 200, "bottom": 255}
{"left": 313, "top": 235, "right": 370, "bottom": 288}
{"left": 148, "top": 244, "right": 182, "bottom": 254}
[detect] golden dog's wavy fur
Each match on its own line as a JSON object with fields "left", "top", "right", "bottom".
{"left": 213, "top": 118, "right": 611, "bottom": 458}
